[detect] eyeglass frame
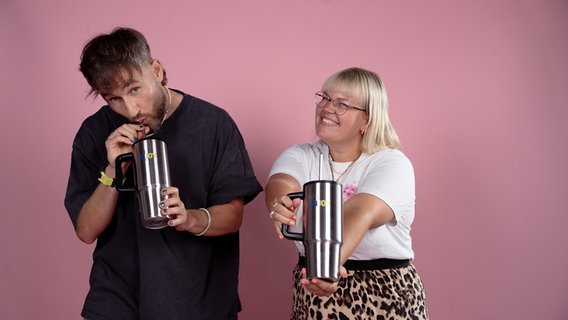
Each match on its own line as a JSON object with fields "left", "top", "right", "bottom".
{"left": 314, "top": 91, "right": 366, "bottom": 115}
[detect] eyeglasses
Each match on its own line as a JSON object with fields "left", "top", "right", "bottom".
{"left": 315, "top": 91, "right": 366, "bottom": 115}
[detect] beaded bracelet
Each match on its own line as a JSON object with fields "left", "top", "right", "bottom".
{"left": 195, "top": 208, "right": 211, "bottom": 236}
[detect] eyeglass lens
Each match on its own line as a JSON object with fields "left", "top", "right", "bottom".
{"left": 315, "top": 92, "right": 350, "bottom": 114}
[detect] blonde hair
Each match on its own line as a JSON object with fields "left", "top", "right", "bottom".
{"left": 322, "top": 67, "right": 400, "bottom": 154}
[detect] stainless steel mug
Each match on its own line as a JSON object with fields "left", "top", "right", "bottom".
{"left": 282, "top": 180, "right": 343, "bottom": 281}
{"left": 115, "top": 138, "right": 171, "bottom": 229}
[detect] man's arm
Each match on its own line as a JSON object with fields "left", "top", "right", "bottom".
{"left": 75, "top": 165, "right": 119, "bottom": 244}
{"left": 185, "top": 197, "right": 244, "bottom": 236}
{"left": 163, "top": 190, "right": 245, "bottom": 237}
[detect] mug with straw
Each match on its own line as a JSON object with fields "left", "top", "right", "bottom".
{"left": 115, "top": 137, "right": 172, "bottom": 229}
{"left": 282, "top": 154, "right": 343, "bottom": 281}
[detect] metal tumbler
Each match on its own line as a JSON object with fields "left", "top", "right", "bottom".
{"left": 282, "top": 180, "right": 343, "bottom": 281}
{"left": 115, "top": 138, "right": 171, "bottom": 229}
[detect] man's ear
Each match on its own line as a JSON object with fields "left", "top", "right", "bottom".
{"left": 151, "top": 59, "right": 164, "bottom": 81}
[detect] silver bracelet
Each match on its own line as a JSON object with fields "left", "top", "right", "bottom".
{"left": 195, "top": 208, "right": 211, "bottom": 236}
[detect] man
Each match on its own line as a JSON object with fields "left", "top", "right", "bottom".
{"left": 64, "top": 27, "right": 262, "bottom": 319}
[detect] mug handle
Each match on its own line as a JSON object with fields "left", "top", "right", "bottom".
{"left": 115, "top": 153, "right": 135, "bottom": 192}
{"left": 281, "top": 191, "right": 304, "bottom": 241}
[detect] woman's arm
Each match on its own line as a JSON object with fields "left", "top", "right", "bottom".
{"left": 264, "top": 173, "right": 302, "bottom": 239}
{"left": 340, "top": 193, "right": 395, "bottom": 264}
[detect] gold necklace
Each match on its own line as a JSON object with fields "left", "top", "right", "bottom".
{"left": 145, "top": 87, "right": 172, "bottom": 138}
{"left": 328, "top": 153, "right": 358, "bottom": 182}
{"left": 161, "top": 86, "right": 172, "bottom": 125}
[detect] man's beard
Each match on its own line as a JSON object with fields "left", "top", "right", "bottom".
{"left": 146, "top": 88, "right": 168, "bottom": 133}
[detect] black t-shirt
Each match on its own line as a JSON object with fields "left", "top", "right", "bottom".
{"left": 64, "top": 91, "right": 263, "bottom": 320}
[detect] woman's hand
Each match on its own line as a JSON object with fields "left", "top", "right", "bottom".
{"left": 299, "top": 266, "right": 347, "bottom": 297}
{"left": 268, "top": 195, "right": 301, "bottom": 239}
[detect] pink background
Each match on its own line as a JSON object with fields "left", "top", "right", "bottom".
{"left": 1, "top": 0, "right": 567, "bottom": 319}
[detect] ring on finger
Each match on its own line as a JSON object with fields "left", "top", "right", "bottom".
{"left": 269, "top": 210, "right": 276, "bottom": 218}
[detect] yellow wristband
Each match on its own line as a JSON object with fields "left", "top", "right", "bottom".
{"left": 98, "top": 170, "right": 115, "bottom": 187}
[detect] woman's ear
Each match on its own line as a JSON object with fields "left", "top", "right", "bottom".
{"left": 361, "top": 118, "right": 370, "bottom": 135}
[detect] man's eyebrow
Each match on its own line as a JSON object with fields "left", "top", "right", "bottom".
{"left": 100, "top": 79, "right": 137, "bottom": 98}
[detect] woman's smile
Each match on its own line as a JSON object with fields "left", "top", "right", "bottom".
{"left": 319, "top": 114, "right": 339, "bottom": 127}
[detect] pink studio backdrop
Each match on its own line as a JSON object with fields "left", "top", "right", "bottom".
{"left": 1, "top": 0, "right": 567, "bottom": 319}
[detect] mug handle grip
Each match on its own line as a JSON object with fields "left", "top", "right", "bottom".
{"left": 115, "top": 153, "right": 135, "bottom": 192}
{"left": 281, "top": 192, "right": 304, "bottom": 241}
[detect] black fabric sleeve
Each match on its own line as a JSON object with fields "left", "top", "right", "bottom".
{"left": 207, "top": 110, "right": 262, "bottom": 206}
{"left": 64, "top": 107, "right": 126, "bottom": 228}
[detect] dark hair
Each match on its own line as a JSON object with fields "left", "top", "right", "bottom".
{"left": 79, "top": 27, "right": 167, "bottom": 97}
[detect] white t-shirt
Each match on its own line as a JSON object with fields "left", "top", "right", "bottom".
{"left": 269, "top": 140, "right": 416, "bottom": 260}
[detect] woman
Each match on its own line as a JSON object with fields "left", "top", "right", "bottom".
{"left": 265, "top": 67, "right": 428, "bottom": 319}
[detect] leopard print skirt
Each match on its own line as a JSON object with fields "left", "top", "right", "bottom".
{"left": 290, "top": 263, "right": 428, "bottom": 320}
